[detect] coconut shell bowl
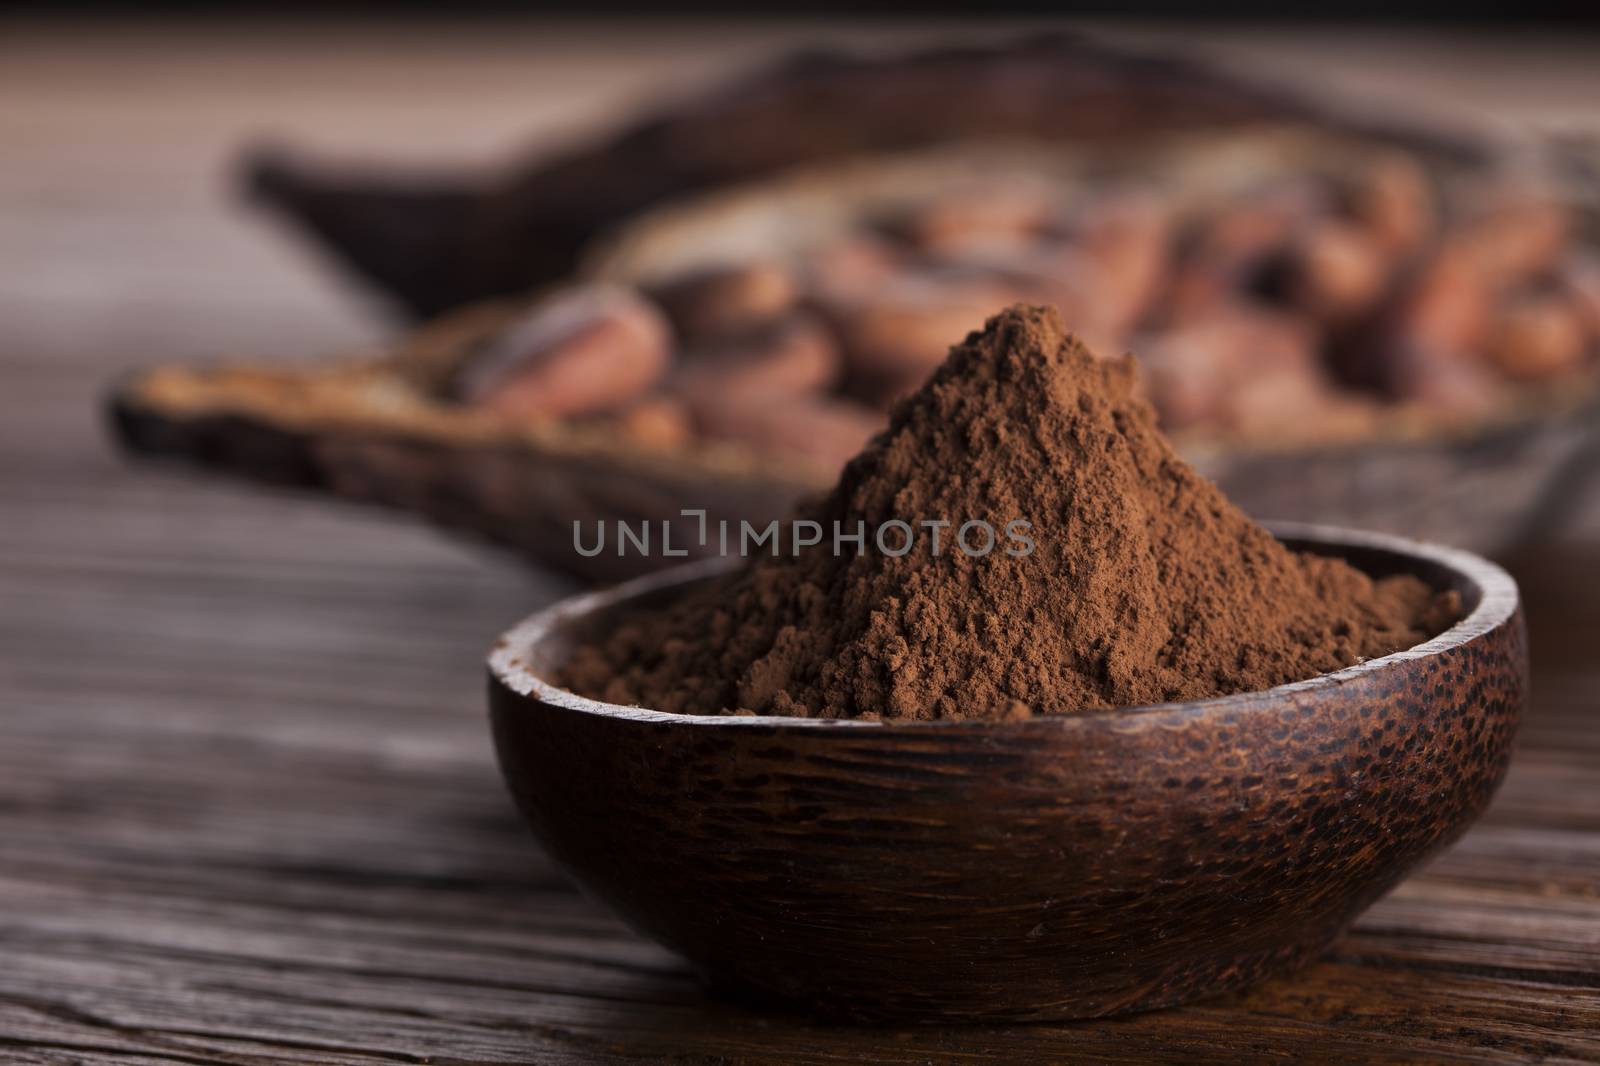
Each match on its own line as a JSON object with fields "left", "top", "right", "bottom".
{"left": 487, "top": 523, "right": 1526, "bottom": 1023}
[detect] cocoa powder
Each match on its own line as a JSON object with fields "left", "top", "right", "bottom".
{"left": 560, "top": 306, "right": 1458, "bottom": 720}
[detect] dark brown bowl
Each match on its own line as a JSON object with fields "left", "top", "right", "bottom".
{"left": 487, "top": 523, "right": 1526, "bottom": 1023}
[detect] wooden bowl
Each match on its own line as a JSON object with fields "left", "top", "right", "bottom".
{"left": 487, "top": 523, "right": 1526, "bottom": 1022}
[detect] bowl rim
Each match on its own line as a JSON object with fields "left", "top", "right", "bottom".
{"left": 488, "top": 521, "right": 1520, "bottom": 730}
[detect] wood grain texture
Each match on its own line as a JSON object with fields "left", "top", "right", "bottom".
{"left": 1, "top": 17, "right": 1598, "bottom": 1064}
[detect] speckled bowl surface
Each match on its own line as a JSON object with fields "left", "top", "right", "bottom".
{"left": 489, "top": 523, "right": 1526, "bottom": 1022}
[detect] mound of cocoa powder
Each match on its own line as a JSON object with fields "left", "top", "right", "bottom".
{"left": 559, "top": 305, "right": 1459, "bottom": 720}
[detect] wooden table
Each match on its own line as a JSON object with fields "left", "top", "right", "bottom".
{"left": 2, "top": 18, "right": 1597, "bottom": 1063}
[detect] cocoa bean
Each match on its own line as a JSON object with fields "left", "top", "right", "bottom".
{"left": 1455, "top": 195, "right": 1571, "bottom": 283}
{"left": 1282, "top": 219, "right": 1390, "bottom": 324}
{"left": 1134, "top": 332, "right": 1225, "bottom": 429}
{"left": 1135, "top": 306, "right": 1322, "bottom": 431}
{"left": 945, "top": 244, "right": 1137, "bottom": 357}
{"left": 801, "top": 235, "right": 904, "bottom": 301}
{"left": 649, "top": 259, "right": 798, "bottom": 338}
{"left": 973, "top": 197, "right": 1168, "bottom": 350}
{"left": 613, "top": 396, "right": 695, "bottom": 450}
{"left": 939, "top": 243, "right": 1094, "bottom": 328}
{"left": 455, "top": 285, "right": 672, "bottom": 419}
{"left": 687, "top": 391, "right": 884, "bottom": 472}
{"left": 1486, "top": 291, "right": 1590, "bottom": 381}
{"left": 1227, "top": 367, "right": 1343, "bottom": 439}
{"left": 823, "top": 275, "right": 1030, "bottom": 406}
{"left": 1072, "top": 192, "right": 1171, "bottom": 338}
{"left": 1192, "top": 181, "right": 1327, "bottom": 263}
{"left": 1350, "top": 196, "right": 1573, "bottom": 398}
{"left": 1343, "top": 249, "right": 1491, "bottom": 395}
{"left": 1163, "top": 181, "right": 1326, "bottom": 324}
{"left": 1345, "top": 153, "right": 1434, "bottom": 253}
{"left": 674, "top": 315, "right": 841, "bottom": 400}
{"left": 886, "top": 179, "right": 1057, "bottom": 255}
{"left": 1163, "top": 264, "right": 1236, "bottom": 329}
{"left": 1353, "top": 192, "right": 1579, "bottom": 393}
